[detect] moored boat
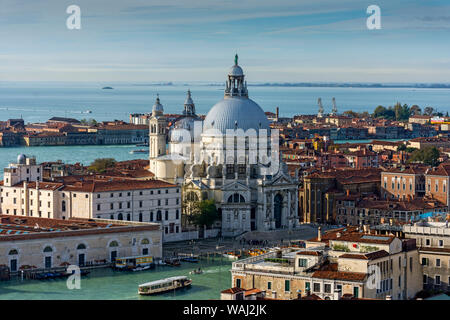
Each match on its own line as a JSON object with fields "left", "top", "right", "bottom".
{"left": 129, "top": 149, "right": 148, "bottom": 154}
{"left": 114, "top": 255, "right": 154, "bottom": 271}
{"left": 138, "top": 276, "right": 192, "bottom": 295}
{"left": 222, "top": 251, "right": 241, "bottom": 260}
{"left": 181, "top": 257, "right": 199, "bottom": 263}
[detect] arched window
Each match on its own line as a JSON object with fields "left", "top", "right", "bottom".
{"left": 228, "top": 193, "right": 245, "bottom": 203}
{"left": 141, "top": 238, "right": 150, "bottom": 245}
{"left": 109, "top": 241, "right": 119, "bottom": 247}
{"left": 157, "top": 210, "right": 162, "bottom": 221}
{"left": 110, "top": 214, "right": 114, "bottom": 219}
{"left": 8, "top": 249, "right": 18, "bottom": 255}
{"left": 186, "top": 192, "right": 199, "bottom": 202}
{"left": 127, "top": 213, "right": 131, "bottom": 221}
{"left": 118, "top": 213, "right": 123, "bottom": 220}
{"left": 43, "top": 246, "right": 53, "bottom": 253}
{"left": 77, "top": 243, "right": 86, "bottom": 250}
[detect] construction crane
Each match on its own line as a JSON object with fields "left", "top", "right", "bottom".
{"left": 317, "top": 98, "right": 324, "bottom": 118}
{"left": 331, "top": 97, "right": 338, "bottom": 116}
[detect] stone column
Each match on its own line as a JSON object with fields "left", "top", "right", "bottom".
{"left": 271, "top": 191, "right": 275, "bottom": 229}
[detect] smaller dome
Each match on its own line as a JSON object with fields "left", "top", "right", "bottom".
{"left": 229, "top": 65, "right": 244, "bottom": 77}
{"left": 152, "top": 95, "right": 164, "bottom": 115}
{"left": 17, "top": 154, "right": 26, "bottom": 164}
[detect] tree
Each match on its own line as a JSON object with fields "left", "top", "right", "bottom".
{"left": 88, "top": 158, "right": 116, "bottom": 173}
{"left": 410, "top": 105, "right": 421, "bottom": 116}
{"left": 407, "top": 147, "right": 440, "bottom": 166}
{"left": 189, "top": 199, "right": 219, "bottom": 228}
{"left": 343, "top": 110, "right": 358, "bottom": 118}
{"left": 373, "top": 105, "right": 387, "bottom": 118}
{"left": 424, "top": 107, "right": 434, "bottom": 116}
{"left": 373, "top": 105, "right": 395, "bottom": 120}
{"left": 80, "top": 118, "right": 97, "bottom": 126}
{"left": 394, "top": 103, "right": 410, "bottom": 121}
{"left": 397, "top": 144, "right": 407, "bottom": 152}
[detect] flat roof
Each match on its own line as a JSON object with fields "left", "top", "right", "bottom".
{"left": 0, "top": 215, "right": 160, "bottom": 241}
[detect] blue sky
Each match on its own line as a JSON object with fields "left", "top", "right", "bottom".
{"left": 0, "top": 0, "right": 449, "bottom": 82}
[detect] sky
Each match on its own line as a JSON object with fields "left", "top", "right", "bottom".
{"left": 0, "top": 0, "right": 449, "bottom": 83}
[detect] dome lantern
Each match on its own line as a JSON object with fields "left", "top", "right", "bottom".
{"left": 225, "top": 54, "right": 247, "bottom": 98}
{"left": 152, "top": 94, "right": 164, "bottom": 116}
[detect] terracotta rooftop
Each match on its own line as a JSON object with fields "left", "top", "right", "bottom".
{"left": 312, "top": 270, "right": 367, "bottom": 282}
{"left": 221, "top": 287, "right": 245, "bottom": 294}
{"left": 297, "top": 251, "right": 322, "bottom": 256}
{"left": 383, "top": 165, "right": 429, "bottom": 175}
{"left": 340, "top": 250, "right": 390, "bottom": 260}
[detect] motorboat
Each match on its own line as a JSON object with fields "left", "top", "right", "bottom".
{"left": 138, "top": 276, "right": 192, "bottom": 295}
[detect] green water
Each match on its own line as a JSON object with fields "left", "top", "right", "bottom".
{"left": 0, "top": 259, "right": 232, "bottom": 300}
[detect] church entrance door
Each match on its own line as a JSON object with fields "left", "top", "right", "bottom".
{"left": 274, "top": 194, "right": 283, "bottom": 228}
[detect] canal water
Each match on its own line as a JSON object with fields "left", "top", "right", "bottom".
{"left": 0, "top": 258, "right": 232, "bottom": 300}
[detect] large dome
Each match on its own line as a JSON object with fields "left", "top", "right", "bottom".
{"left": 203, "top": 97, "right": 270, "bottom": 133}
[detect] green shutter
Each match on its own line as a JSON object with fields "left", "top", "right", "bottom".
{"left": 285, "top": 280, "right": 290, "bottom": 292}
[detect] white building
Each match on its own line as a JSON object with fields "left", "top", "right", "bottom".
{"left": 148, "top": 56, "right": 300, "bottom": 236}
{"left": 0, "top": 155, "right": 182, "bottom": 242}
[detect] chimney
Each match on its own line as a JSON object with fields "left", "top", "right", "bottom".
{"left": 317, "top": 227, "right": 322, "bottom": 241}
{"left": 346, "top": 189, "right": 350, "bottom": 197}
{"left": 389, "top": 219, "right": 393, "bottom": 226}
{"left": 333, "top": 289, "right": 342, "bottom": 300}
{"left": 276, "top": 107, "right": 279, "bottom": 120}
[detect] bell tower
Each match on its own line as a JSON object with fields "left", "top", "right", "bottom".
{"left": 149, "top": 94, "right": 167, "bottom": 159}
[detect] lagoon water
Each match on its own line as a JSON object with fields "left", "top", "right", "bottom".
{"left": 0, "top": 258, "right": 232, "bottom": 300}
{"left": 1, "top": 82, "right": 450, "bottom": 123}
{"left": 0, "top": 82, "right": 449, "bottom": 175}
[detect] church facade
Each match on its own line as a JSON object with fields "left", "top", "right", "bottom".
{"left": 149, "top": 56, "right": 299, "bottom": 236}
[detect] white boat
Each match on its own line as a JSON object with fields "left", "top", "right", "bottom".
{"left": 138, "top": 276, "right": 192, "bottom": 295}
{"left": 156, "top": 259, "right": 167, "bottom": 266}
{"left": 132, "top": 265, "right": 151, "bottom": 272}
{"left": 222, "top": 252, "right": 241, "bottom": 260}
{"left": 129, "top": 149, "right": 148, "bottom": 154}
{"left": 189, "top": 268, "right": 203, "bottom": 275}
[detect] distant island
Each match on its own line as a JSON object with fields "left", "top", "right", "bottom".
{"left": 102, "top": 86, "right": 114, "bottom": 90}
{"left": 204, "top": 82, "right": 450, "bottom": 89}
{"left": 124, "top": 82, "right": 450, "bottom": 89}
{"left": 248, "top": 83, "right": 450, "bottom": 89}
{"left": 131, "top": 82, "right": 173, "bottom": 86}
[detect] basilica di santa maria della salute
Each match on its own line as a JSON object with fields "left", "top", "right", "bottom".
{"left": 148, "top": 56, "right": 299, "bottom": 236}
